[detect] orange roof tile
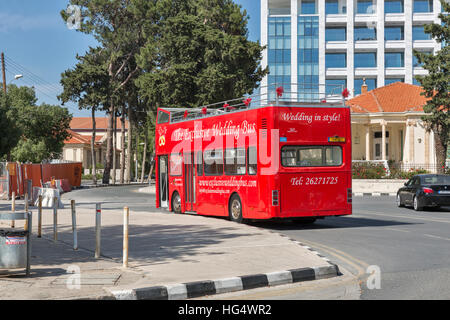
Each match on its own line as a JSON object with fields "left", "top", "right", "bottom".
{"left": 65, "top": 130, "right": 105, "bottom": 146}
{"left": 70, "top": 117, "right": 129, "bottom": 130}
{"left": 346, "top": 82, "right": 429, "bottom": 114}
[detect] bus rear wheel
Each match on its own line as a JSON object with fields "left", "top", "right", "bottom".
{"left": 172, "top": 191, "right": 181, "bottom": 214}
{"left": 229, "top": 194, "right": 243, "bottom": 223}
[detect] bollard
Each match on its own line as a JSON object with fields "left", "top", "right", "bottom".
{"left": 26, "top": 211, "right": 32, "bottom": 276}
{"left": 24, "top": 194, "right": 29, "bottom": 231}
{"left": 123, "top": 207, "right": 129, "bottom": 268}
{"left": 38, "top": 196, "right": 42, "bottom": 238}
{"left": 53, "top": 197, "right": 58, "bottom": 242}
{"left": 71, "top": 200, "right": 78, "bottom": 250}
{"left": 11, "top": 192, "right": 15, "bottom": 228}
{"left": 95, "top": 204, "right": 101, "bottom": 258}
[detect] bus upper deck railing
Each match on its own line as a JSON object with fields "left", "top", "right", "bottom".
{"left": 165, "top": 83, "right": 348, "bottom": 124}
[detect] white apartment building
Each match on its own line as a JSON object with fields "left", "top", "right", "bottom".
{"left": 260, "top": 0, "right": 443, "bottom": 99}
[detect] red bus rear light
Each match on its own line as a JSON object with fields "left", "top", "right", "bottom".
{"left": 347, "top": 188, "right": 352, "bottom": 203}
{"left": 272, "top": 190, "right": 279, "bottom": 206}
{"left": 423, "top": 187, "right": 434, "bottom": 194}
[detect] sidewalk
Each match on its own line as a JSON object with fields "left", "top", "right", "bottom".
{"left": 0, "top": 193, "right": 339, "bottom": 300}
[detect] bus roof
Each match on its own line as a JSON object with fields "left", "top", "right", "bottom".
{"left": 158, "top": 84, "right": 348, "bottom": 125}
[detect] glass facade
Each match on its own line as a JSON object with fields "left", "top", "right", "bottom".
{"left": 325, "top": 79, "right": 347, "bottom": 95}
{"left": 385, "top": 78, "right": 404, "bottom": 85}
{"left": 413, "top": 25, "right": 431, "bottom": 40}
{"left": 301, "top": 0, "right": 317, "bottom": 14}
{"left": 355, "top": 52, "right": 377, "bottom": 67}
{"left": 298, "top": 16, "right": 319, "bottom": 102}
{"left": 355, "top": 26, "right": 377, "bottom": 41}
{"left": 385, "top": 52, "right": 404, "bottom": 67}
{"left": 326, "top": 53, "right": 347, "bottom": 68}
{"left": 385, "top": 0, "right": 404, "bottom": 13}
{"left": 413, "top": 50, "right": 432, "bottom": 67}
{"left": 413, "top": 0, "right": 433, "bottom": 13}
{"left": 268, "top": 17, "right": 291, "bottom": 100}
{"left": 325, "top": 0, "right": 340, "bottom": 14}
{"left": 326, "top": 27, "right": 347, "bottom": 41}
{"left": 385, "top": 26, "right": 404, "bottom": 40}
{"left": 357, "top": 0, "right": 375, "bottom": 14}
{"left": 354, "top": 78, "right": 377, "bottom": 95}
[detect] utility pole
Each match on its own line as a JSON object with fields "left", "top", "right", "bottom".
{"left": 1, "top": 52, "right": 6, "bottom": 94}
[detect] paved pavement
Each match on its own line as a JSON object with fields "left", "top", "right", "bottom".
{"left": 0, "top": 185, "right": 338, "bottom": 300}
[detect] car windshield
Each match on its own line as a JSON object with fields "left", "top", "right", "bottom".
{"left": 421, "top": 175, "right": 450, "bottom": 185}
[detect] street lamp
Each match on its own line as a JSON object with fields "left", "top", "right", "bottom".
{"left": 8, "top": 74, "right": 23, "bottom": 85}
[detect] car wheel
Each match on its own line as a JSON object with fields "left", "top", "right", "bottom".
{"left": 171, "top": 191, "right": 181, "bottom": 214}
{"left": 229, "top": 194, "right": 243, "bottom": 223}
{"left": 396, "top": 194, "right": 404, "bottom": 207}
{"left": 413, "top": 195, "right": 423, "bottom": 211}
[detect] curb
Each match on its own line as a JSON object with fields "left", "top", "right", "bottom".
{"left": 74, "top": 183, "right": 149, "bottom": 190}
{"left": 110, "top": 264, "right": 340, "bottom": 300}
{"left": 353, "top": 192, "right": 396, "bottom": 197}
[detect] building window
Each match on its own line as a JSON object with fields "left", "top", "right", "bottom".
{"left": 413, "top": 25, "right": 431, "bottom": 40}
{"left": 385, "top": 0, "right": 404, "bottom": 13}
{"left": 325, "top": 0, "right": 339, "bottom": 14}
{"left": 325, "top": 79, "right": 347, "bottom": 95}
{"left": 326, "top": 53, "right": 347, "bottom": 68}
{"left": 413, "top": 0, "right": 433, "bottom": 13}
{"left": 385, "top": 78, "right": 404, "bottom": 85}
{"left": 301, "top": 0, "right": 317, "bottom": 14}
{"left": 413, "top": 50, "right": 432, "bottom": 67}
{"left": 413, "top": 77, "right": 421, "bottom": 86}
{"left": 355, "top": 52, "right": 377, "bottom": 68}
{"left": 385, "top": 52, "right": 404, "bottom": 68}
{"left": 354, "top": 26, "right": 377, "bottom": 41}
{"left": 268, "top": 17, "right": 291, "bottom": 100}
{"left": 325, "top": 27, "right": 347, "bottom": 41}
{"left": 385, "top": 26, "right": 404, "bottom": 40}
{"left": 357, "top": 0, "right": 375, "bottom": 14}
{"left": 298, "top": 16, "right": 319, "bottom": 102}
{"left": 354, "top": 78, "right": 377, "bottom": 95}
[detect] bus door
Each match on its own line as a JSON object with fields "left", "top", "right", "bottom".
{"left": 184, "top": 152, "right": 196, "bottom": 212}
{"left": 159, "top": 155, "right": 169, "bottom": 208}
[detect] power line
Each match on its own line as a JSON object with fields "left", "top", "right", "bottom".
{"left": 3, "top": 57, "right": 79, "bottom": 113}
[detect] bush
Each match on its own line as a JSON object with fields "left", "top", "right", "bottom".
{"left": 81, "top": 173, "right": 103, "bottom": 180}
{"left": 352, "top": 162, "right": 388, "bottom": 179}
{"left": 389, "top": 168, "right": 430, "bottom": 180}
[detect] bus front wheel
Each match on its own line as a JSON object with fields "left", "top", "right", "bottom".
{"left": 229, "top": 194, "right": 243, "bottom": 223}
{"left": 172, "top": 191, "right": 181, "bottom": 214}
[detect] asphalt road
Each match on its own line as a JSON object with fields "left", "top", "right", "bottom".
{"left": 64, "top": 186, "right": 450, "bottom": 300}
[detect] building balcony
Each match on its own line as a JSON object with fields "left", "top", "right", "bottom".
{"left": 385, "top": 13, "right": 405, "bottom": 23}
{"left": 385, "top": 67, "right": 406, "bottom": 76}
{"left": 354, "top": 68, "right": 379, "bottom": 77}
{"left": 326, "top": 68, "right": 349, "bottom": 77}
{"left": 325, "top": 14, "right": 348, "bottom": 24}
{"left": 413, "top": 40, "right": 436, "bottom": 49}
{"left": 326, "top": 41, "right": 348, "bottom": 50}
{"left": 355, "top": 40, "right": 378, "bottom": 50}
{"left": 385, "top": 40, "right": 405, "bottom": 50}
{"left": 412, "top": 12, "right": 436, "bottom": 24}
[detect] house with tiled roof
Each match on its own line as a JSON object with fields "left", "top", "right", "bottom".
{"left": 347, "top": 81, "right": 438, "bottom": 170}
{"left": 63, "top": 118, "right": 128, "bottom": 172}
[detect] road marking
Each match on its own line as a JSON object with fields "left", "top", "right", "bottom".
{"left": 384, "top": 227, "right": 410, "bottom": 233}
{"left": 354, "top": 210, "right": 450, "bottom": 224}
{"left": 423, "top": 234, "right": 450, "bottom": 241}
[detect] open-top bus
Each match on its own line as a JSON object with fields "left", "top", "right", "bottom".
{"left": 154, "top": 84, "right": 352, "bottom": 223}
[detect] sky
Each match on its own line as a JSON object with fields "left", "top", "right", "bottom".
{"left": 0, "top": 0, "right": 260, "bottom": 117}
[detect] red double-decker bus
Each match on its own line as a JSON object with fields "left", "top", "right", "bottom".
{"left": 154, "top": 85, "right": 352, "bottom": 223}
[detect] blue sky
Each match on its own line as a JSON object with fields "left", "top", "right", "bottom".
{"left": 0, "top": 0, "right": 260, "bottom": 117}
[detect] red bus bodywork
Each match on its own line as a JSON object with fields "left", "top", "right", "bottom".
{"left": 155, "top": 102, "right": 352, "bottom": 221}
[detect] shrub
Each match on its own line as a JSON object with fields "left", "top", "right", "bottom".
{"left": 352, "top": 162, "right": 387, "bottom": 179}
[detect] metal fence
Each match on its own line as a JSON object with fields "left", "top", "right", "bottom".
{"left": 389, "top": 162, "right": 449, "bottom": 174}
{"left": 0, "top": 162, "right": 9, "bottom": 200}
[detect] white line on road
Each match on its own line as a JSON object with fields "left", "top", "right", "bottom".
{"left": 423, "top": 234, "right": 450, "bottom": 242}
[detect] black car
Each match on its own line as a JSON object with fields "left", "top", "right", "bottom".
{"left": 397, "top": 174, "right": 450, "bottom": 211}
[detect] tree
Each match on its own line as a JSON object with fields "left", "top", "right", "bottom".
{"left": 136, "top": 0, "right": 268, "bottom": 108}
{"left": 414, "top": 0, "right": 449, "bottom": 173}
{"left": 59, "top": 47, "right": 111, "bottom": 184}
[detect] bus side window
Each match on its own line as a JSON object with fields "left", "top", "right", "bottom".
{"left": 248, "top": 147, "right": 257, "bottom": 175}
{"left": 197, "top": 151, "right": 203, "bottom": 176}
{"left": 204, "top": 149, "right": 223, "bottom": 176}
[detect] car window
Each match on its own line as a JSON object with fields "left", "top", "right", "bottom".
{"left": 422, "top": 175, "right": 450, "bottom": 185}
{"left": 413, "top": 177, "right": 420, "bottom": 185}
{"left": 406, "top": 178, "right": 414, "bottom": 186}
